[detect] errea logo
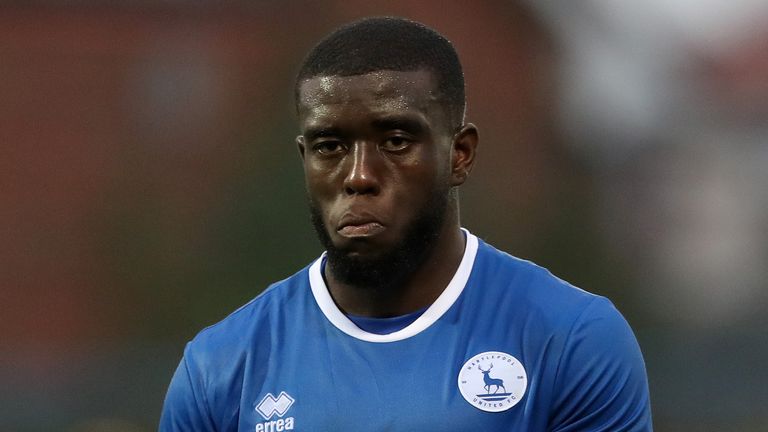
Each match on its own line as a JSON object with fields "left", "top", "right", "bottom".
{"left": 256, "top": 392, "right": 294, "bottom": 419}
{"left": 254, "top": 392, "right": 295, "bottom": 431}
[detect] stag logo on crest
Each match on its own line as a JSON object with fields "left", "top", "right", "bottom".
{"left": 458, "top": 351, "right": 527, "bottom": 413}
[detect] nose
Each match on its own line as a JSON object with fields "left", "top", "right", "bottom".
{"left": 343, "top": 142, "right": 381, "bottom": 196}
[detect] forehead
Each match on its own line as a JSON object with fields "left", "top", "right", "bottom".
{"left": 297, "top": 70, "right": 441, "bottom": 122}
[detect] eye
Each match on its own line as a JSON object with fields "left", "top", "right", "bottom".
{"left": 381, "top": 135, "right": 412, "bottom": 152}
{"left": 313, "top": 140, "right": 346, "bottom": 155}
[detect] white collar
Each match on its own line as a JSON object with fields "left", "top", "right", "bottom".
{"left": 308, "top": 229, "right": 479, "bottom": 343}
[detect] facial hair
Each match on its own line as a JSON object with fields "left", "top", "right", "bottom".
{"left": 309, "top": 188, "right": 451, "bottom": 291}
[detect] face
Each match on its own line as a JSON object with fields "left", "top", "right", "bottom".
{"left": 297, "top": 70, "right": 473, "bottom": 286}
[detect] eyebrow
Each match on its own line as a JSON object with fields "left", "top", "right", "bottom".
{"left": 372, "top": 116, "right": 426, "bottom": 135}
{"left": 303, "top": 126, "right": 343, "bottom": 141}
{"left": 302, "top": 115, "right": 428, "bottom": 141}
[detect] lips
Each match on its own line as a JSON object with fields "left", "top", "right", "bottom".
{"left": 337, "top": 213, "right": 386, "bottom": 238}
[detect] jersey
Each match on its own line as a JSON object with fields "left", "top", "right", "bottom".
{"left": 160, "top": 230, "right": 652, "bottom": 431}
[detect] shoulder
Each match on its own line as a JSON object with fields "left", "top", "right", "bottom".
{"left": 472, "top": 238, "right": 651, "bottom": 429}
{"left": 472, "top": 237, "right": 601, "bottom": 327}
{"left": 183, "top": 262, "right": 314, "bottom": 368}
{"left": 471, "top": 238, "right": 651, "bottom": 430}
{"left": 473, "top": 237, "right": 640, "bottom": 352}
{"left": 161, "top": 263, "right": 316, "bottom": 431}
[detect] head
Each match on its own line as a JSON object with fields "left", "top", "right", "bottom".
{"left": 295, "top": 17, "right": 478, "bottom": 289}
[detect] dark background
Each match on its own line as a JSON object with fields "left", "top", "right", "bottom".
{"left": 2, "top": 1, "right": 767, "bottom": 430}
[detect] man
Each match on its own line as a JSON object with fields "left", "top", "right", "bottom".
{"left": 160, "top": 17, "right": 652, "bottom": 431}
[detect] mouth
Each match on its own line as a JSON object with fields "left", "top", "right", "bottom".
{"left": 336, "top": 214, "right": 386, "bottom": 238}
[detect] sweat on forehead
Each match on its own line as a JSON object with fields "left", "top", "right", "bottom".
{"left": 297, "top": 70, "right": 440, "bottom": 111}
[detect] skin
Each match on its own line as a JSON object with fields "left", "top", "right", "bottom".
{"left": 296, "top": 69, "right": 478, "bottom": 317}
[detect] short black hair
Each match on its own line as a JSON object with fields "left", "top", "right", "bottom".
{"left": 295, "top": 17, "right": 466, "bottom": 128}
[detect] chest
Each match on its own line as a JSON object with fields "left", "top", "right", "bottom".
{"left": 235, "top": 324, "right": 550, "bottom": 432}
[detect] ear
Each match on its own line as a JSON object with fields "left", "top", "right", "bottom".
{"left": 297, "top": 135, "right": 306, "bottom": 161}
{"left": 450, "top": 123, "right": 479, "bottom": 186}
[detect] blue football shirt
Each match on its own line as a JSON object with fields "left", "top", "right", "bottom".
{"left": 160, "top": 230, "right": 652, "bottom": 431}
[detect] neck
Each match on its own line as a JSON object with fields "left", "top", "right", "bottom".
{"left": 324, "top": 217, "right": 466, "bottom": 318}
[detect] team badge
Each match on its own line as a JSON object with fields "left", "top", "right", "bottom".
{"left": 457, "top": 351, "right": 527, "bottom": 412}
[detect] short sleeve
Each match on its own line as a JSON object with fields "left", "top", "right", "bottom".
{"left": 548, "top": 297, "right": 652, "bottom": 431}
{"left": 159, "top": 348, "right": 217, "bottom": 432}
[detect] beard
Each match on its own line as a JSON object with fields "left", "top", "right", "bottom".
{"left": 309, "top": 188, "right": 452, "bottom": 291}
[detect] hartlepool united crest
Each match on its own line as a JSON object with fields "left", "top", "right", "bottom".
{"left": 458, "top": 351, "right": 527, "bottom": 412}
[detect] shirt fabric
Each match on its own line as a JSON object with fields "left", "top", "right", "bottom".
{"left": 160, "top": 230, "right": 652, "bottom": 431}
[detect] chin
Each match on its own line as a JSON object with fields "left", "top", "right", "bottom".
{"left": 309, "top": 189, "right": 450, "bottom": 288}
{"left": 332, "top": 236, "right": 394, "bottom": 260}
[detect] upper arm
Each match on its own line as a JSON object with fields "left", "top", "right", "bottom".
{"left": 548, "top": 297, "right": 652, "bottom": 432}
{"left": 159, "top": 349, "right": 217, "bottom": 432}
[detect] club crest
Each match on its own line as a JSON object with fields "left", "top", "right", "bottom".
{"left": 457, "top": 351, "right": 527, "bottom": 412}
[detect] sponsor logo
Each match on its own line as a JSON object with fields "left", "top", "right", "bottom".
{"left": 458, "top": 351, "right": 527, "bottom": 412}
{"left": 255, "top": 392, "right": 295, "bottom": 431}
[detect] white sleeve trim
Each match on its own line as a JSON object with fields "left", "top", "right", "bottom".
{"left": 308, "top": 228, "right": 478, "bottom": 343}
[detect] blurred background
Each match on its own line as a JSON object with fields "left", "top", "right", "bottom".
{"left": 1, "top": 1, "right": 766, "bottom": 430}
